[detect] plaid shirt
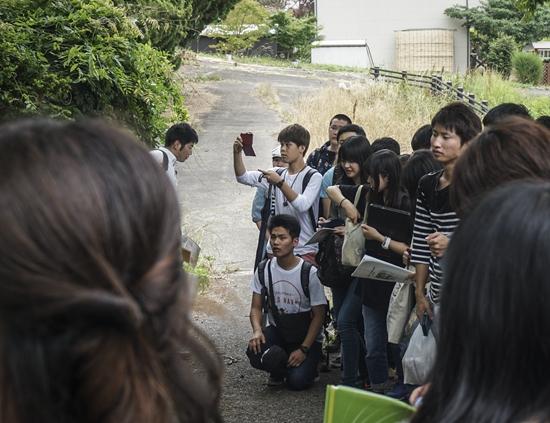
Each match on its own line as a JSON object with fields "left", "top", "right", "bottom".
{"left": 306, "top": 141, "right": 337, "bottom": 175}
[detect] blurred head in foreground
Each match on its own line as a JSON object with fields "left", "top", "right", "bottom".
{"left": 0, "top": 118, "right": 222, "bottom": 423}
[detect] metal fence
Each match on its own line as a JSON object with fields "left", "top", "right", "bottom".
{"left": 370, "top": 67, "right": 490, "bottom": 115}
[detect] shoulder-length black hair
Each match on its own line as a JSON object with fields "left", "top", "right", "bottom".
{"left": 0, "top": 118, "right": 222, "bottom": 423}
{"left": 334, "top": 135, "right": 371, "bottom": 184}
{"left": 412, "top": 181, "right": 550, "bottom": 423}
{"left": 401, "top": 149, "right": 443, "bottom": 206}
{"left": 367, "top": 149, "right": 403, "bottom": 208}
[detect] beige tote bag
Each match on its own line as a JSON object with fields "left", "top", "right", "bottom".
{"left": 341, "top": 186, "right": 369, "bottom": 267}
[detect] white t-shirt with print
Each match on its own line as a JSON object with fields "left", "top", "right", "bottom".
{"left": 251, "top": 258, "right": 327, "bottom": 342}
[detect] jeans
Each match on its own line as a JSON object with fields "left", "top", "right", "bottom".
{"left": 246, "top": 325, "right": 321, "bottom": 391}
{"left": 338, "top": 278, "right": 367, "bottom": 387}
{"left": 362, "top": 304, "right": 389, "bottom": 386}
{"left": 330, "top": 284, "right": 348, "bottom": 330}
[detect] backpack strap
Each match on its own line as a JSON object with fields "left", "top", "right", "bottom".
{"left": 257, "top": 258, "right": 269, "bottom": 314}
{"left": 300, "top": 260, "right": 312, "bottom": 300}
{"left": 302, "top": 168, "right": 318, "bottom": 232}
{"left": 152, "top": 149, "right": 169, "bottom": 172}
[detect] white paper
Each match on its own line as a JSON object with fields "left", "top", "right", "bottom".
{"left": 305, "top": 228, "right": 335, "bottom": 245}
{"left": 351, "top": 254, "right": 414, "bottom": 284}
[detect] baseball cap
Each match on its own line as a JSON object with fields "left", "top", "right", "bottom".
{"left": 271, "top": 146, "right": 282, "bottom": 158}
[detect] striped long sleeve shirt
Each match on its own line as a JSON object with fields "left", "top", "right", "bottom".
{"left": 410, "top": 170, "right": 459, "bottom": 304}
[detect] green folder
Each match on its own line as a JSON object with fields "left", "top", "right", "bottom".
{"left": 323, "top": 385, "right": 415, "bottom": 423}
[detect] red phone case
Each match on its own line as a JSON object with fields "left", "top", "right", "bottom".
{"left": 240, "top": 132, "right": 256, "bottom": 156}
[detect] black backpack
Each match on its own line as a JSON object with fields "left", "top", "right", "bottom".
{"left": 257, "top": 258, "right": 331, "bottom": 325}
{"left": 315, "top": 233, "right": 353, "bottom": 288}
{"left": 257, "top": 258, "right": 312, "bottom": 309}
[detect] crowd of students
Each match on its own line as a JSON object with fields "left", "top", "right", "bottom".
{"left": 235, "top": 102, "right": 550, "bottom": 419}
{"left": 0, "top": 100, "right": 549, "bottom": 422}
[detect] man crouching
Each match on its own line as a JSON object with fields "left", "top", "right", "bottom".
{"left": 246, "top": 214, "right": 327, "bottom": 390}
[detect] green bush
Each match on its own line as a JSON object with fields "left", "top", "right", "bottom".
{"left": 0, "top": 0, "right": 187, "bottom": 145}
{"left": 485, "top": 34, "right": 517, "bottom": 78}
{"left": 512, "top": 51, "right": 544, "bottom": 85}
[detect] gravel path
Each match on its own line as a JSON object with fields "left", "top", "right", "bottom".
{"left": 176, "top": 57, "right": 354, "bottom": 423}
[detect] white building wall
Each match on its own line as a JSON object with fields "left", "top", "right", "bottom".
{"left": 312, "top": 0, "right": 481, "bottom": 73}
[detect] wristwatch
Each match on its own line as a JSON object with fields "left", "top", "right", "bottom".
{"left": 299, "top": 345, "right": 309, "bottom": 354}
{"left": 275, "top": 179, "right": 284, "bottom": 188}
{"left": 382, "top": 236, "right": 391, "bottom": 250}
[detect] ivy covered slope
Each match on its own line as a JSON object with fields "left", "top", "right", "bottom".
{"left": 0, "top": 0, "right": 187, "bottom": 145}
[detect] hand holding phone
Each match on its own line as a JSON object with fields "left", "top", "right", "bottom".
{"left": 240, "top": 132, "right": 256, "bottom": 156}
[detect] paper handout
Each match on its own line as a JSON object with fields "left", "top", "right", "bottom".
{"left": 352, "top": 254, "right": 414, "bottom": 284}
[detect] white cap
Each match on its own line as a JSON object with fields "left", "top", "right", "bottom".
{"left": 271, "top": 146, "right": 282, "bottom": 158}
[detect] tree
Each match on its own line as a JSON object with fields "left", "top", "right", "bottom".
{"left": 184, "top": 0, "right": 240, "bottom": 41}
{"left": 212, "top": 0, "right": 269, "bottom": 55}
{"left": 515, "top": 0, "right": 550, "bottom": 14}
{"left": 269, "top": 11, "right": 320, "bottom": 60}
{"left": 446, "top": 0, "right": 550, "bottom": 72}
{"left": 0, "top": 0, "right": 187, "bottom": 145}
{"left": 485, "top": 34, "right": 517, "bottom": 77}
{"left": 113, "top": 0, "right": 192, "bottom": 68}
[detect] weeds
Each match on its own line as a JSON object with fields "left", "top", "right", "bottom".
{"left": 255, "top": 83, "right": 283, "bottom": 115}
{"left": 451, "top": 70, "right": 550, "bottom": 117}
{"left": 184, "top": 255, "right": 215, "bottom": 294}
{"left": 293, "top": 81, "right": 449, "bottom": 153}
{"left": 198, "top": 52, "right": 370, "bottom": 74}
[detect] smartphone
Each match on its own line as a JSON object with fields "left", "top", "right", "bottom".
{"left": 240, "top": 132, "right": 256, "bottom": 156}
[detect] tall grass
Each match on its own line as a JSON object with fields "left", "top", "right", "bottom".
{"left": 290, "top": 80, "right": 449, "bottom": 153}
{"left": 452, "top": 70, "right": 550, "bottom": 118}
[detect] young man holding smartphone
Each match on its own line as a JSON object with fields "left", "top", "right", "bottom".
{"left": 233, "top": 124, "right": 322, "bottom": 264}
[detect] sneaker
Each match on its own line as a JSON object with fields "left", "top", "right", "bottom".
{"left": 370, "top": 380, "right": 395, "bottom": 395}
{"left": 267, "top": 375, "right": 285, "bottom": 387}
{"left": 386, "top": 383, "right": 414, "bottom": 401}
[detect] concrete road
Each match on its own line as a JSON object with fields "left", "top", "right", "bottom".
{"left": 177, "top": 57, "right": 353, "bottom": 423}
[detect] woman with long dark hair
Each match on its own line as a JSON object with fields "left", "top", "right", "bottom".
{"left": 411, "top": 181, "right": 550, "bottom": 423}
{"left": 323, "top": 135, "right": 371, "bottom": 387}
{"left": 327, "top": 149, "right": 410, "bottom": 392}
{"left": 0, "top": 119, "right": 222, "bottom": 423}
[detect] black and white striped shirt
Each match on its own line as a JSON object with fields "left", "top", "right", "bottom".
{"left": 410, "top": 170, "right": 459, "bottom": 304}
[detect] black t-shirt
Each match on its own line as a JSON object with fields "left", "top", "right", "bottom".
{"left": 340, "top": 184, "right": 411, "bottom": 311}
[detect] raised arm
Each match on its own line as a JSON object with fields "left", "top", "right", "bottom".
{"left": 326, "top": 185, "right": 360, "bottom": 223}
{"left": 233, "top": 137, "right": 246, "bottom": 177}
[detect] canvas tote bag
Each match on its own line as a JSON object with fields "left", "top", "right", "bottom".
{"left": 341, "top": 186, "right": 369, "bottom": 267}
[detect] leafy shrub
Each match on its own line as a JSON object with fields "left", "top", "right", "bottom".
{"left": 485, "top": 34, "right": 517, "bottom": 78}
{"left": 512, "top": 51, "right": 544, "bottom": 85}
{"left": 0, "top": 0, "right": 187, "bottom": 145}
